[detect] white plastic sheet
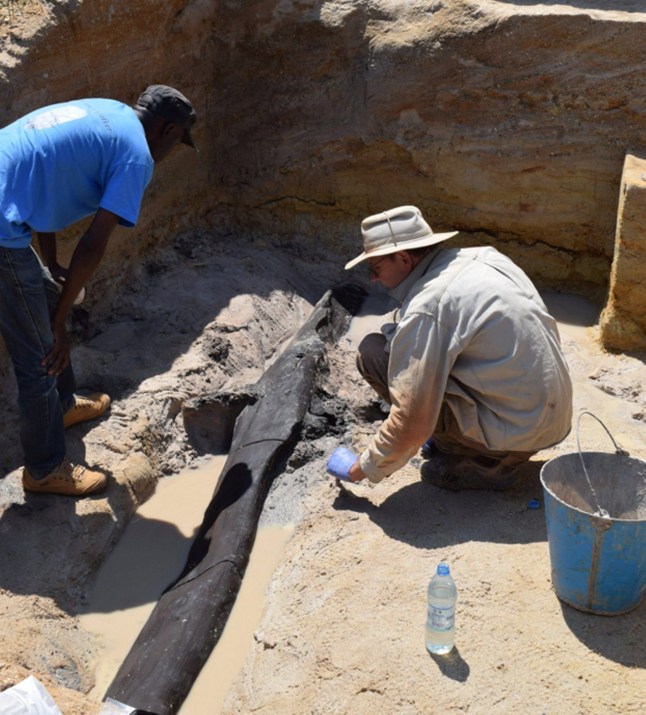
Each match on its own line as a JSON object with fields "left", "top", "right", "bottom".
{"left": 0, "top": 676, "right": 62, "bottom": 715}
{"left": 98, "top": 698, "right": 137, "bottom": 714}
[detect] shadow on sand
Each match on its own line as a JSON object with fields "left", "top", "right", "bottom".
{"left": 332, "top": 459, "right": 548, "bottom": 550}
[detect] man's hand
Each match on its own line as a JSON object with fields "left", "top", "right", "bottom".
{"left": 36, "top": 233, "right": 70, "bottom": 283}
{"left": 348, "top": 461, "right": 366, "bottom": 483}
{"left": 51, "top": 265, "right": 69, "bottom": 284}
{"left": 43, "top": 322, "right": 71, "bottom": 376}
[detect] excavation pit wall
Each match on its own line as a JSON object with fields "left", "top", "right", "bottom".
{"left": 1, "top": 0, "right": 646, "bottom": 711}
{"left": 2, "top": 1, "right": 646, "bottom": 351}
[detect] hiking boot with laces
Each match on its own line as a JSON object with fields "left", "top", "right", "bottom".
{"left": 63, "top": 392, "right": 111, "bottom": 428}
{"left": 22, "top": 462, "right": 107, "bottom": 496}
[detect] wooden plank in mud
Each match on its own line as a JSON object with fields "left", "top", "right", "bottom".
{"left": 104, "top": 284, "right": 366, "bottom": 715}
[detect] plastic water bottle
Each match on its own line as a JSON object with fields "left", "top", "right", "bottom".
{"left": 425, "top": 562, "right": 457, "bottom": 655}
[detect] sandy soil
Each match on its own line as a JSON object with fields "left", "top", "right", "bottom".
{"left": 0, "top": 228, "right": 644, "bottom": 715}
{"left": 220, "top": 287, "right": 646, "bottom": 715}
{"left": 1, "top": 2, "right": 645, "bottom": 712}
{"left": 0, "top": 234, "right": 344, "bottom": 712}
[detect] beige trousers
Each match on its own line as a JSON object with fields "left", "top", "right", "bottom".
{"left": 356, "top": 331, "right": 535, "bottom": 488}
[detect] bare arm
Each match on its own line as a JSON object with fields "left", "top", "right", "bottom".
{"left": 36, "top": 232, "right": 57, "bottom": 269}
{"left": 43, "top": 208, "right": 120, "bottom": 375}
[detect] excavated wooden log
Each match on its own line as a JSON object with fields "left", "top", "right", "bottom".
{"left": 105, "top": 284, "right": 367, "bottom": 715}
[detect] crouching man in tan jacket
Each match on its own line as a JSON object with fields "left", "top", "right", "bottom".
{"left": 331, "top": 205, "right": 573, "bottom": 490}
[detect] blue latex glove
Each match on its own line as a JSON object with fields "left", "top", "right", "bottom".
{"left": 326, "top": 447, "right": 358, "bottom": 482}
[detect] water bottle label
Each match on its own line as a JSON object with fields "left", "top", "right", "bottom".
{"left": 427, "top": 604, "right": 455, "bottom": 632}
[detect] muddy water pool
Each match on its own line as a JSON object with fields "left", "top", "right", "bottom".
{"left": 79, "top": 457, "right": 293, "bottom": 714}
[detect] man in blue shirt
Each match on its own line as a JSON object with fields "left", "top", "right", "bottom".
{"left": 0, "top": 84, "right": 197, "bottom": 496}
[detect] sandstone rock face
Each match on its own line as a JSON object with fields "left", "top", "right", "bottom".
{"left": 600, "top": 152, "right": 646, "bottom": 351}
{"left": 1, "top": 0, "right": 646, "bottom": 349}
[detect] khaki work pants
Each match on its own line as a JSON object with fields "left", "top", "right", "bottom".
{"left": 356, "top": 332, "right": 535, "bottom": 489}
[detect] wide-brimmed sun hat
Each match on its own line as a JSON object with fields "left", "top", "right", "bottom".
{"left": 345, "top": 205, "right": 458, "bottom": 270}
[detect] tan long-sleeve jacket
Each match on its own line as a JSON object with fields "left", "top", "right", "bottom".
{"left": 359, "top": 246, "right": 573, "bottom": 483}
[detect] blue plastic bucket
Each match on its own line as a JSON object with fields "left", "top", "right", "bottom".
{"left": 540, "top": 414, "right": 646, "bottom": 615}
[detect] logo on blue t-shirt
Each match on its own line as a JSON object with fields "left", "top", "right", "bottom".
{"left": 24, "top": 105, "right": 87, "bottom": 131}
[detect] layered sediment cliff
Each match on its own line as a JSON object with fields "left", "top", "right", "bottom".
{"left": 1, "top": 0, "right": 645, "bottom": 348}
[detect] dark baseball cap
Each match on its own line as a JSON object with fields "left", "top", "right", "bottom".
{"left": 135, "top": 84, "right": 197, "bottom": 149}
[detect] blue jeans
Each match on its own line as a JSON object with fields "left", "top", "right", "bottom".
{"left": 0, "top": 245, "right": 76, "bottom": 477}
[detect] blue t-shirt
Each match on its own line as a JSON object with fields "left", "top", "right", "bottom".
{"left": 0, "top": 98, "right": 154, "bottom": 247}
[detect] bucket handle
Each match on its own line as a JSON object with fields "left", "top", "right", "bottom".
{"left": 576, "top": 411, "right": 629, "bottom": 519}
